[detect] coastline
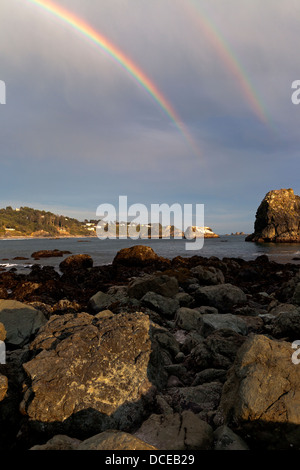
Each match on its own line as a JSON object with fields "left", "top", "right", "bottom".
{"left": 0, "top": 244, "right": 300, "bottom": 450}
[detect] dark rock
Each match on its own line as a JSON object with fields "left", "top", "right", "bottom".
{"left": 59, "top": 254, "right": 93, "bottom": 273}
{"left": 246, "top": 189, "right": 300, "bottom": 243}
{"left": 194, "top": 284, "right": 247, "bottom": 312}
{"left": 31, "top": 250, "right": 71, "bottom": 260}
{"left": 128, "top": 274, "right": 179, "bottom": 300}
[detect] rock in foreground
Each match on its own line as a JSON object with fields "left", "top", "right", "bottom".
{"left": 220, "top": 334, "right": 300, "bottom": 449}
{"left": 21, "top": 311, "right": 166, "bottom": 438}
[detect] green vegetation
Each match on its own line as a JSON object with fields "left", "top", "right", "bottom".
{"left": 0, "top": 207, "right": 96, "bottom": 238}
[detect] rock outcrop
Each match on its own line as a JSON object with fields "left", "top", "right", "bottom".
{"left": 20, "top": 311, "right": 166, "bottom": 438}
{"left": 220, "top": 334, "right": 300, "bottom": 449}
{"left": 246, "top": 188, "right": 300, "bottom": 243}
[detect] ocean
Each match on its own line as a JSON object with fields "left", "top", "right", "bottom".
{"left": 0, "top": 235, "right": 300, "bottom": 274}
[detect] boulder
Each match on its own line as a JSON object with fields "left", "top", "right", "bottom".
{"left": 0, "top": 300, "right": 47, "bottom": 347}
{"left": 174, "top": 307, "right": 202, "bottom": 331}
{"left": 141, "top": 292, "right": 179, "bottom": 318}
{"left": 113, "top": 245, "right": 160, "bottom": 266}
{"left": 31, "top": 249, "right": 71, "bottom": 260}
{"left": 246, "top": 188, "right": 300, "bottom": 243}
{"left": 270, "top": 306, "right": 300, "bottom": 340}
{"left": 128, "top": 274, "right": 179, "bottom": 300}
{"left": 88, "top": 291, "right": 117, "bottom": 313}
{"left": 78, "top": 430, "right": 157, "bottom": 450}
{"left": 199, "top": 313, "right": 248, "bottom": 337}
{"left": 21, "top": 311, "right": 166, "bottom": 437}
{"left": 30, "top": 435, "right": 81, "bottom": 450}
{"left": 213, "top": 425, "right": 249, "bottom": 450}
{"left": 190, "top": 265, "right": 225, "bottom": 285}
{"left": 190, "top": 329, "right": 246, "bottom": 370}
{"left": 220, "top": 334, "right": 300, "bottom": 449}
{"left": 194, "top": 284, "right": 247, "bottom": 312}
{"left": 165, "top": 382, "right": 223, "bottom": 417}
{"left": 135, "top": 411, "right": 214, "bottom": 450}
{"left": 59, "top": 254, "right": 93, "bottom": 273}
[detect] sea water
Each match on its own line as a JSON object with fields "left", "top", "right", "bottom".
{"left": 0, "top": 235, "right": 299, "bottom": 274}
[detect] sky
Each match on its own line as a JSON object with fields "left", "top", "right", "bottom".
{"left": 1, "top": 0, "right": 300, "bottom": 234}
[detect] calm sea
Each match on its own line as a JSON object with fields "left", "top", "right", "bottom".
{"left": 0, "top": 235, "right": 300, "bottom": 274}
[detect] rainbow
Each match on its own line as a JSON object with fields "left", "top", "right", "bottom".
{"left": 21, "top": 0, "right": 200, "bottom": 155}
{"left": 186, "top": 0, "right": 269, "bottom": 125}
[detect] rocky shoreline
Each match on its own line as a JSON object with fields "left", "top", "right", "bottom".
{"left": 0, "top": 244, "right": 300, "bottom": 450}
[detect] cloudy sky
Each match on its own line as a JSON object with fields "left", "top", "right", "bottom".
{"left": 1, "top": 0, "right": 300, "bottom": 233}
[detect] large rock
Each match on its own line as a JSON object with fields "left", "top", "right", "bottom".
{"left": 128, "top": 274, "right": 179, "bottom": 300}
{"left": 113, "top": 245, "right": 160, "bottom": 266}
{"left": 0, "top": 300, "right": 47, "bottom": 347}
{"left": 174, "top": 307, "right": 202, "bottom": 331}
{"left": 30, "top": 435, "right": 81, "bottom": 450}
{"left": 135, "top": 411, "right": 214, "bottom": 450}
{"left": 194, "top": 284, "right": 247, "bottom": 312}
{"left": 21, "top": 311, "right": 166, "bottom": 437}
{"left": 59, "top": 254, "right": 93, "bottom": 273}
{"left": 141, "top": 292, "right": 179, "bottom": 318}
{"left": 190, "top": 265, "right": 225, "bottom": 285}
{"left": 77, "top": 430, "right": 157, "bottom": 451}
{"left": 189, "top": 329, "right": 246, "bottom": 370}
{"left": 220, "top": 334, "right": 300, "bottom": 449}
{"left": 199, "top": 313, "right": 248, "bottom": 337}
{"left": 246, "top": 188, "right": 300, "bottom": 243}
{"left": 270, "top": 305, "right": 300, "bottom": 340}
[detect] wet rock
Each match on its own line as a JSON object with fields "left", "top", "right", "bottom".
{"left": 31, "top": 249, "right": 71, "bottom": 260}
{"left": 88, "top": 291, "right": 118, "bottom": 313}
{"left": 189, "top": 329, "right": 246, "bottom": 371}
{"left": 191, "top": 369, "right": 228, "bottom": 386}
{"left": 194, "top": 284, "right": 247, "bottom": 312}
{"left": 128, "top": 274, "right": 179, "bottom": 300}
{"left": 199, "top": 313, "right": 248, "bottom": 337}
{"left": 190, "top": 265, "right": 225, "bottom": 285}
{"left": 59, "top": 254, "right": 93, "bottom": 274}
{"left": 270, "top": 306, "right": 300, "bottom": 340}
{"left": 0, "top": 300, "right": 47, "bottom": 347}
{"left": 135, "top": 411, "right": 213, "bottom": 450}
{"left": 165, "top": 382, "right": 223, "bottom": 416}
{"left": 213, "top": 425, "right": 249, "bottom": 450}
{"left": 21, "top": 312, "right": 166, "bottom": 438}
{"left": 174, "top": 307, "right": 202, "bottom": 331}
{"left": 220, "top": 334, "right": 300, "bottom": 449}
{"left": 141, "top": 292, "right": 179, "bottom": 318}
{"left": 174, "top": 292, "right": 194, "bottom": 308}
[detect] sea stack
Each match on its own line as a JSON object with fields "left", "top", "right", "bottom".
{"left": 246, "top": 188, "right": 300, "bottom": 243}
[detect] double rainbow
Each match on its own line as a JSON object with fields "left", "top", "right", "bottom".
{"left": 21, "top": 0, "right": 200, "bottom": 155}
{"left": 187, "top": 0, "right": 269, "bottom": 125}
